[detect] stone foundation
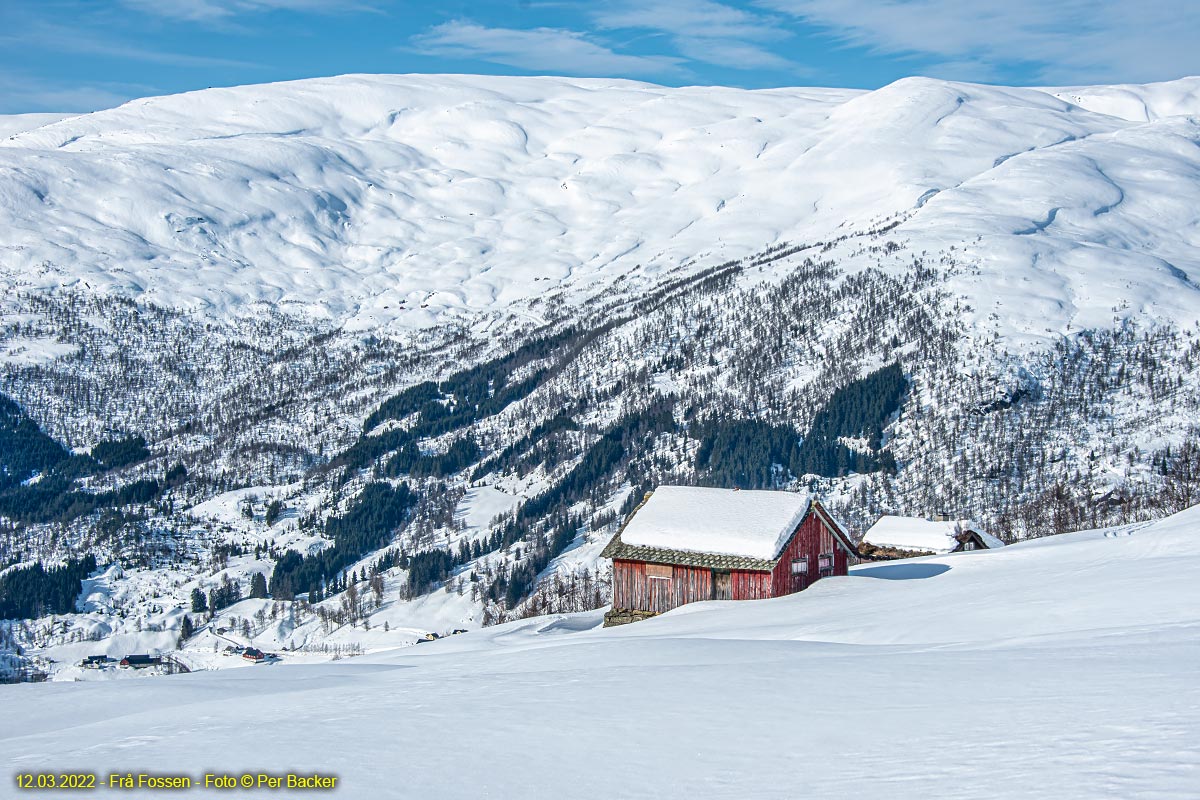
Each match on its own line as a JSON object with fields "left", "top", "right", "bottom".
{"left": 602, "top": 608, "right": 658, "bottom": 627}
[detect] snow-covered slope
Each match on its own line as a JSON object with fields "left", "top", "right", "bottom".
{"left": 0, "top": 113, "right": 75, "bottom": 139}
{"left": 1, "top": 74, "right": 1198, "bottom": 341}
{"left": 5, "top": 505, "right": 1198, "bottom": 798}
{"left": 3, "top": 72, "right": 1200, "bottom": 692}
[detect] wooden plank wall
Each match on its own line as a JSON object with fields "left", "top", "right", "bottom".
{"left": 770, "top": 512, "right": 849, "bottom": 596}
{"left": 729, "top": 570, "right": 773, "bottom": 600}
{"left": 612, "top": 559, "right": 714, "bottom": 614}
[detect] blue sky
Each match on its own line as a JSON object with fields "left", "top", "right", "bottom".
{"left": 1, "top": 0, "right": 1197, "bottom": 113}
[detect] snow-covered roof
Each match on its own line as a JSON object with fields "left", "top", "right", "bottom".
{"left": 619, "top": 487, "right": 812, "bottom": 560}
{"left": 973, "top": 528, "right": 1007, "bottom": 549}
{"left": 862, "top": 516, "right": 1002, "bottom": 553}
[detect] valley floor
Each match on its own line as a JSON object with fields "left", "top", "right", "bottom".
{"left": 4, "top": 508, "right": 1199, "bottom": 799}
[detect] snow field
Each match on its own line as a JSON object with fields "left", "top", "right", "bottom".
{"left": 5, "top": 505, "right": 1199, "bottom": 798}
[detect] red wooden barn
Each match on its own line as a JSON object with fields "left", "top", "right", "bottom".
{"left": 602, "top": 486, "right": 857, "bottom": 626}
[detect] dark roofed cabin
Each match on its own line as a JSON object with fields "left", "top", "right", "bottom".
{"left": 119, "top": 654, "right": 161, "bottom": 668}
{"left": 602, "top": 486, "right": 857, "bottom": 626}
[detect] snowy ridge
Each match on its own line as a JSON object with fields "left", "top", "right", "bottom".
{"left": 5, "top": 505, "right": 1199, "bottom": 798}
{"left": 0, "top": 74, "right": 1198, "bottom": 343}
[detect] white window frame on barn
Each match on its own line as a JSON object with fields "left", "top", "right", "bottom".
{"left": 790, "top": 557, "right": 809, "bottom": 575}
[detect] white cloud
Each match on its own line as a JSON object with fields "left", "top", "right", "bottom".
{"left": 758, "top": 0, "right": 1200, "bottom": 84}
{"left": 0, "top": 20, "right": 260, "bottom": 69}
{"left": 595, "top": 0, "right": 783, "bottom": 42}
{"left": 674, "top": 37, "right": 796, "bottom": 71}
{"left": 120, "top": 0, "right": 237, "bottom": 21}
{"left": 594, "top": 0, "right": 800, "bottom": 72}
{"left": 409, "top": 21, "right": 688, "bottom": 79}
{"left": 119, "top": 0, "right": 375, "bottom": 23}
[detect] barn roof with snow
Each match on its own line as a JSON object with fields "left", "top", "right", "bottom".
{"left": 602, "top": 486, "right": 852, "bottom": 571}
{"left": 621, "top": 486, "right": 812, "bottom": 559}
{"left": 861, "top": 515, "right": 1004, "bottom": 555}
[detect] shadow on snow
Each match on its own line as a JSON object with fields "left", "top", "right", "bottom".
{"left": 853, "top": 563, "right": 951, "bottom": 580}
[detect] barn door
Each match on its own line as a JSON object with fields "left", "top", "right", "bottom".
{"left": 713, "top": 571, "right": 732, "bottom": 600}
{"left": 649, "top": 577, "right": 669, "bottom": 613}
{"left": 646, "top": 564, "right": 673, "bottom": 613}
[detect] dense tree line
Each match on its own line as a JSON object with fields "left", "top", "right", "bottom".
{"left": 338, "top": 329, "right": 587, "bottom": 474}
{"left": 3, "top": 394, "right": 155, "bottom": 485}
{"left": 0, "top": 394, "right": 171, "bottom": 526}
{"left": 0, "top": 393, "right": 70, "bottom": 491}
{"left": 361, "top": 326, "right": 581, "bottom": 435}
{"left": 269, "top": 481, "right": 415, "bottom": 600}
{"left": 469, "top": 404, "right": 677, "bottom": 610}
{"left": 0, "top": 477, "right": 161, "bottom": 524}
{"left": 360, "top": 380, "right": 440, "bottom": 433}
{"left": 691, "top": 363, "right": 904, "bottom": 486}
{"left": 404, "top": 549, "right": 458, "bottom": 596}
{"left": 792, "top": 361, "right": 905, "bottom": 477}
{"left": 519, "top": 402, "right": 675, "bottom": 523}
{"left": 383, "top": 436, "right": 481, "bottom": 479}
{"left": 165, "top": 462, "right": 188, "bottom": 487}
{"left": 208, "top": 574, "right": 242, "bottom": 612}
{"left": 0, "top": 554, "right": 96, "bottom": 619}
{"left": 489, "top": 518, "right": 580, "bottom": 608}
{"left": 264, "top": 499, "right": 284, "bottom": 526}
{"left": 693, "top": 418, "right": 799, "bottom": 489}
{"left": 90, "top": 436, "right": 150, "bottom": 471}
{"left": 470, "top": 412, "right": 579, "bottom": 481}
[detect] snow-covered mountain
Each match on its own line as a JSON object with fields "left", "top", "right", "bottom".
{"left": 2, "top": 74, "right": 1198, "bottom": 338}
{"left": 2, "top": 74, "right": 1200, "bottom": 677}
{"left": 6, "top": 506, "right": 1199, "bottom": 797}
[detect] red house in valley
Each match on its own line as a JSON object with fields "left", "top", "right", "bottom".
{"left": 602, "top": 486, "right": 858, "bottom": 626}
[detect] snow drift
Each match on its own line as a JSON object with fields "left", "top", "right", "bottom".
{"left": 5, "top": 505, "right": 1198, "bottom": 798}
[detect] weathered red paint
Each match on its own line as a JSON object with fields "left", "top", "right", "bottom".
{"left": 729, "top": 569, "right": 773, "bottom": 600}
{"left": 612, "top": 559, "right": 714, "bottom": 614}
{"left": 610, "top": 504, "right": 853, "bottom": 616}
{"left": 769, "top": 511, "right": 848, "bottom": 595}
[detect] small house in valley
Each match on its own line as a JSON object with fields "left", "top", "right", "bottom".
{"left": 80, "top": 655, "right": 113, "bottom": 669}
{"left": 859, "top": 515, "right": 1004, "bottom": 559}
{"left": 601, "top": 486, "right": 858, "bottom": 626}
{"left": 119, "top": 654, "right": 162, "bottom": 668}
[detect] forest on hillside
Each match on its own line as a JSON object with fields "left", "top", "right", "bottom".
{"left": 1, "top": 233, "right": 1198, "bottom": 644}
